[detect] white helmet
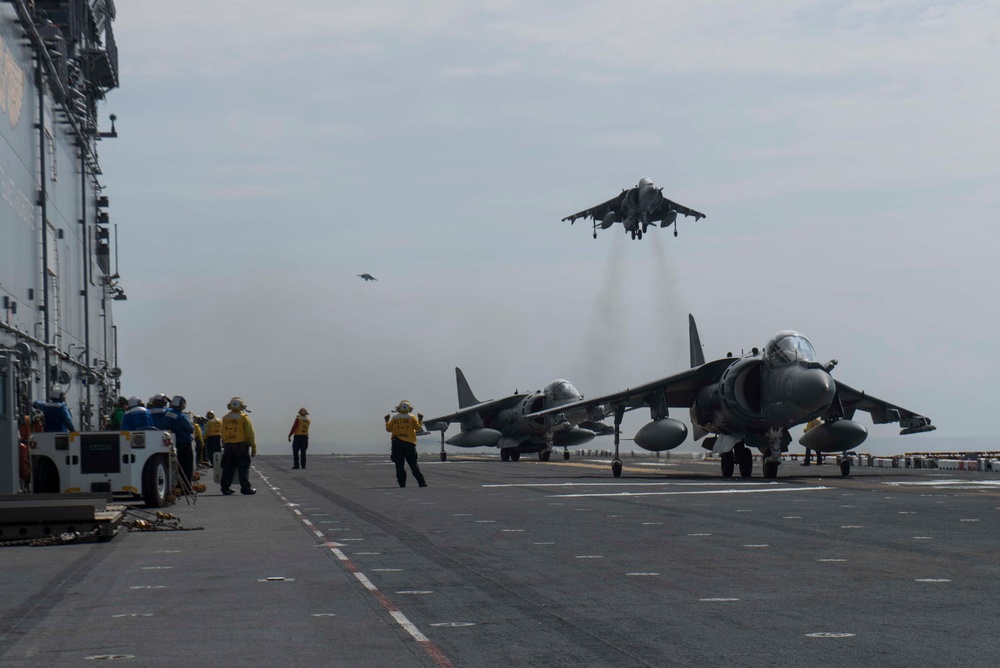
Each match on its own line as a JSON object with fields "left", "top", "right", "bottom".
{"left": 228, "top": 396, "right": 246, "bottom": 411}
{"left": 170, "top": 395, "right": 187, "bottom": 410}
{"left": 396, "top": 400, "right": 413, "bottom": 414}
{"left": 128, "top": 396, "right": 143, "bottom": 408}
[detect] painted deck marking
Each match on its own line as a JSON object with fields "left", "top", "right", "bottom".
{"left": 266, "top": 469, "right": 456, "bottom": 668}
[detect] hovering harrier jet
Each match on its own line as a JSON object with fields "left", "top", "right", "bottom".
{"left": 357, "top": 273, "right": 377, "bottom": 282}
{"left": 563, "top": 177, "right": 706, "bottom": 240}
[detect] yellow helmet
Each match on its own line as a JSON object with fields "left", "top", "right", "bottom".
{"left": 228, "top": 397, "right": 246, "bottom": 411}
{"left": 396, "top": 400, "right": 413, "bottom": 414}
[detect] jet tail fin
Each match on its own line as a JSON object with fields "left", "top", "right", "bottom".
{"left": 689, "top": 314, "right": 706, "bottom": 368}
{"left": 456, "top": 367, "right": 481, "bottom": 408}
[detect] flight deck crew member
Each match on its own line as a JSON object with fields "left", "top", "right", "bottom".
{"left": 148, "top": 393, "right": 170, "bottom": 430}
{"left": 109, "top": 396, "right": 128, "bottom": 430}
{"left": 220, "top": 397, "right": 256, "bottom": 495}
{"left": 801, "top": 418, "right": 824, "bottom": 466}
{"left": 288, "top": 407, "right": 311, "bottom": 469}
{"left": 165, "top": 396, "right": 196, "bottom": 484}
{"left": 385, "top": 400, "right": 426, "bottom": 488}
{"left": 193, "top": 417, "right": 206, "bottom": 466}
{"left": 33, "top": 391, "right": 76, "bottom": 432}
{"left": 204, "top": 411, "right": 222, "bottom": 465}
{"left": 120, "top": 396, "right": 155, "bottom": 431}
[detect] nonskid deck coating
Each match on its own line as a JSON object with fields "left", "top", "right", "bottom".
{"left": 1, "top": 454, "right": 998, "bottom": 667}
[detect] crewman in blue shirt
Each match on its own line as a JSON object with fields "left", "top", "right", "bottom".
{"left": 120, "top": 396, "right": 155, "bottom": 431}
{"left": 165, "top": 395, "right": 195, "bottom": 485}
{"left": 33, "top": 391, "right": 76, "bottom": 432}
{"left": 148, "top": 393, "right": 170, "bottom": 430}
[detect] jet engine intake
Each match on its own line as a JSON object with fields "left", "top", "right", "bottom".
{"left": 447, "top": 428, "right": 502, "bottom": 448}
{"left": 601, "top": 211, "right": 616, "bottom": 229}
{"left": 634, "top": 418, "right": 688, "bottom": 451}
{"left": 798, "top": 420, "right": 868, "bottom": 453}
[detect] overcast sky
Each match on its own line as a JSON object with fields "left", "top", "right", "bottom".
{"left": 100, "top": 1, "right": 1000, "bottom": 456}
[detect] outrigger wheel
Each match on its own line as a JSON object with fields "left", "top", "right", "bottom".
{"left": 440, "top": 452, "right": 447, "bottom": 462}
{"left": 840, "top": 457, "right": 852, "bottom": 477}
{"left": 612, "top": 459, "right": 623, "bottom": 478}
{"left": 721, "top": 451, "right": 735, "bottom": 478}
{"left": 563, "top": 450, "right": 570, "bottom": 461}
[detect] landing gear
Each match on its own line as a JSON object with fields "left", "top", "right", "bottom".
{"left": 840, "top": 457, "right": 852, "bottom": 477}
{"left": 610, "top": 404, "right": 625, "bottom": 478}
{"left": 539, "top": 450, "right": 551, "bottom": 462}
{"left": 762, "top": 461, "right": 779, "bottom": 479}
{"left": 510, "top": 451, "right": 520, "bottom": 462}
{"left": 563, "top": 448, "right": 570, "bottom": 461}
{"left": 439, "top": 431, "right": 447, "bottom": 462}
{"left": 721, "top": 451, "right": 735, "bottom": 478}
{"left": 737, "top": 445, "right": 753, "bottom": 478}
{"left": 500, "top": 448, "right": 510, "bottom": 462}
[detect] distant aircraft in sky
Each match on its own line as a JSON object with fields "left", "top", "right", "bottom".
{"left": 528, "top": 315, "right": 935, "bottom": 479}
{"left": 357, "top": 273, "right": 377, "bottom": 282}
{"left": 563, "top": 177, "right": 706, "bottom": 240}
{"left": 421, "top": 368, "right": 611, "bottom": 462}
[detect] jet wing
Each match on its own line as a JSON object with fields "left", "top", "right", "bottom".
{"left": 656, "top": 197, "right": 706, "bottom": 221}
{"left": 526, "top": 358, "right": 734, "bottom": 420}
{"left": 561, "top": 191, "right": 627, "bottom": 223}
{"left": 828, "top": 381, "right": 936, "bottom": 435}
{"left": 421, "top": 395, "right": 525, "bottom": 431}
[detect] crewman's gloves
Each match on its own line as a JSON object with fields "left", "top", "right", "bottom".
{"left": 418, "top": 413, "right": 424, "bottom": 421}
{"left": 384, "top": 414, "right": 390, "bottom": 422}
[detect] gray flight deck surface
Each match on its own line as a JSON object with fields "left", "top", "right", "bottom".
{"left": 2, "top": 455, "right": 999, "bottom": 667}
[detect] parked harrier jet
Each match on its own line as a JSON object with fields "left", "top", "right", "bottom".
{"left": 357, "top": 273, "right": 377, "bottom": 282}
{"left": 420, "top": 368, "right": 611, "bottom": 462}
{"left": 528, "top": 315, "right": 934, "bottom": 479}
{"left": 563, "top": 177, "right": 706, "bottom": 240}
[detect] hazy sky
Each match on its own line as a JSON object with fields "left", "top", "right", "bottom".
{"left": 101, "top": 1, "right": 1000, "bottom": 455}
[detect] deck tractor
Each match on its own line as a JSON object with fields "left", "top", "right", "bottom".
{"left": 29, "top": 431, "right": 175, "bottom": 507}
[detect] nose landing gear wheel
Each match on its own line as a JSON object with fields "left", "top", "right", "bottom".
{"left": 611, "top": 459, "right": 623, "bottom": 478}
{"left": 721, "top": 451, "right": 735, "bottom": 478}
{"left": 840, "top": 458, "right": 852, "bottom": 477}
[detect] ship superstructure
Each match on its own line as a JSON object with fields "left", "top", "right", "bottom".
{"left": 0, "top": 0, "right": 122, "bottom": 492}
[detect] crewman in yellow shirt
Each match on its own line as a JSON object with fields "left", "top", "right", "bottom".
{"left": 220, "top": 397, "right": 256, "bottom": 496}
{"left": 288, "top": 407, "right": 311, "bottom": 469}
{"left": 384, "top": 400, "right": 426, "bottom": 488}
{"left": 203, "top": 410, "right": 223, "bottom": 466}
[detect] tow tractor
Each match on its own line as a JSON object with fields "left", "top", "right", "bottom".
{"left": 29, "top": 431, "right": 175, "bottom": 508}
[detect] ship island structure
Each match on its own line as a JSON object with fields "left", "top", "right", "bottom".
{"left": 0, "top": 0, "right": 122, "bottom": 492}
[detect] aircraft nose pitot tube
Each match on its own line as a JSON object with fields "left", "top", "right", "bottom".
{"left": 791, "top": 369, "right": 836, "bottom": 412}
{"left": 634, "top": 418, "right": 688, "bottom": 451}
{"left": 798, "top": 419, "right": 868, "bottom": 453}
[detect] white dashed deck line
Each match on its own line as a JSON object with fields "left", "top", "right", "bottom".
{"left": 354, "top": 573, "right": 378, "bottom": 591}
{"left": 390, "top": 610, "right": 429, "bottom": 642}
{"left": 552, "top": 486, "right": 832, "bottom": 498}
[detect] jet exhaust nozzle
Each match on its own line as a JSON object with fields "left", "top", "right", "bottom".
{"left": 798, "top": 420, "right": 868, "bottom": 453}
{"left": 634, "top": 418, "right": 688, "bottom": 452}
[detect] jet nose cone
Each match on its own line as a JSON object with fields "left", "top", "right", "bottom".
{"left": 791, "top": 369, "right": 836, "bottom": 412}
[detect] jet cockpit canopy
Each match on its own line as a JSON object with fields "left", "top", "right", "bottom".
{"left": 765, "top": 331, "right": 817, "bottom": 367}
{"left": 637, "top": 177, "right": 654, "bottom": 188}
{"left": 544, "top": 379, "right": 582, "bottom": 403}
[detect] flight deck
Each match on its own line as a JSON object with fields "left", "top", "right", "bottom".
{"left": 2, "top": 454, "right": 998, "bottom": 667}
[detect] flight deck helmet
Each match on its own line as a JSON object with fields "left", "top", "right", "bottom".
{"left": 228, "top": 397, "right": 246, "bottom": 411}
{"left": 49, "top": 390, "right": 66, "bottom": 402}
{"left": 170, "top": 395, "right": 187, "bottom": 410}
{"left": 298, "top": 407, "right": 309, "bottom": 416}
{"left": 396, "top": 400, "right": 413, "bottom": 414}
{"left": 127, "top": 396, "right": 143, "bottom": 408}
{"left": 206, "top": 410, "right": 216, "bottom": 419}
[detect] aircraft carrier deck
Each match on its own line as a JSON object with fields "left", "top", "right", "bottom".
{"left": 2, "top": 454, "right": 998, "bottom": 667}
